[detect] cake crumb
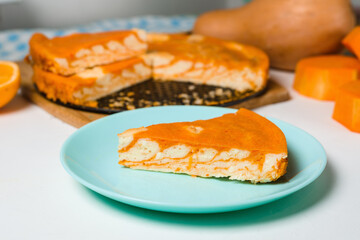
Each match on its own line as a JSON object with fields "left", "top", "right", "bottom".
{"left": 192, "top": 92, "right": 199, "bottom": 98}
{"left": 182, "top": 99, "right": 190, "bottom": 105}
{"left": 126, "top": 104, "right": 135, "bottom": 110}
{"left": 215, "top": 88, "right": 223, "bottom": 96}
{"left": 178, "top": 93, "right": 189, "bottom": 99}
{"left": 224, "top": 90, "right": 232, "bottom": 97}
{"left": 193, "top": 98, "right": 203, "bottom": 105}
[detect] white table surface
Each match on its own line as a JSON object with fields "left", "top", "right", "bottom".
{"left": 1, "top": 69, "right": 359, "bottom": 240}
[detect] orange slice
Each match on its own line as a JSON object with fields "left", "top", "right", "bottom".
{"left": 0, "top": 61, "right": 20, "bottom": 108}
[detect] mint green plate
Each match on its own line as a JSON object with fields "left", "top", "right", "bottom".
{"left": 60, "top": 106, "right": 327, "bottom": 213}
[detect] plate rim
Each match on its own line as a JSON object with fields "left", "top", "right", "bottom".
{"left": 60, "top": 106, "right": 327, "bottom": 213}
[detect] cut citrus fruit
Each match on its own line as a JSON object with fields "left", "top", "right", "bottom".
{"left": 0, "top": 61, "right": 20, "bottom": 108}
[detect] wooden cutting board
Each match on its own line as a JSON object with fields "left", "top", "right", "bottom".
{"left": 19, "top": 61, "right": 290, "bottom": 128}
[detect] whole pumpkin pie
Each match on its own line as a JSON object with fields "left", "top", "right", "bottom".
{"left": 147, "top": 33, "right": 269, "bottom": 93}
{"left": 28, "top": 31, "right": 269, "bottom": 107}
{"left": 29, "top": 29, "right": 147, "bottom": 76}
{"left": 118, "top": 108, "right": 287, "bottom": 183}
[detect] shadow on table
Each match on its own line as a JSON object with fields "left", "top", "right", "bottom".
{"left": 0, "top": 93, "right": 31, "bottom": 114}
{"left": 84, "top": 160, "right": 335, "bottom": 227}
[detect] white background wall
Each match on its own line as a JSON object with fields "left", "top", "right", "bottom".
{"left": 0, "top": 0, "right": 249, "bottom": 30}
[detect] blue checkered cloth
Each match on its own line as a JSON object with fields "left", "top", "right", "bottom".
{"left": 0, "top": 15, "right": 196, "bottom": 61}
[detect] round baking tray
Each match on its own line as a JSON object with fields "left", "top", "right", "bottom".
{"left": 36, "top": 79, "right": 266, "bottom": 114}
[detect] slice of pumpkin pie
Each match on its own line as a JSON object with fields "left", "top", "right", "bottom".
{"left": 33, "top": 56, "right": 151, "bottom": 106}
{"left": 118, "top": 108, "right": 287, "bottom": 183}
{"left": 29, "top": 29, "right": 147, "bottom": 76}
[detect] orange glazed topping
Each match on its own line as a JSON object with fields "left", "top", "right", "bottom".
{"left": 29, "top": 30, "right": 144, "bottom": 59}
{"left": 133, "top": 108, "right": 287, "bottom": 154}
{"left": 100, "top": 57, "right": 145, "bottom": 74}
{"left": 148, "top": 33, "right": 268, "bottom": 69}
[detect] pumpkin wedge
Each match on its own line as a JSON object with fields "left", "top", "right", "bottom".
{"left": 293, "top": 55, "right": 360, "bottom": 101}
{"left": 342, "top": 26, "right": 360, "bottom": 59}
{"left": 333, "top": 81, "right": 360, "bottom": 133}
